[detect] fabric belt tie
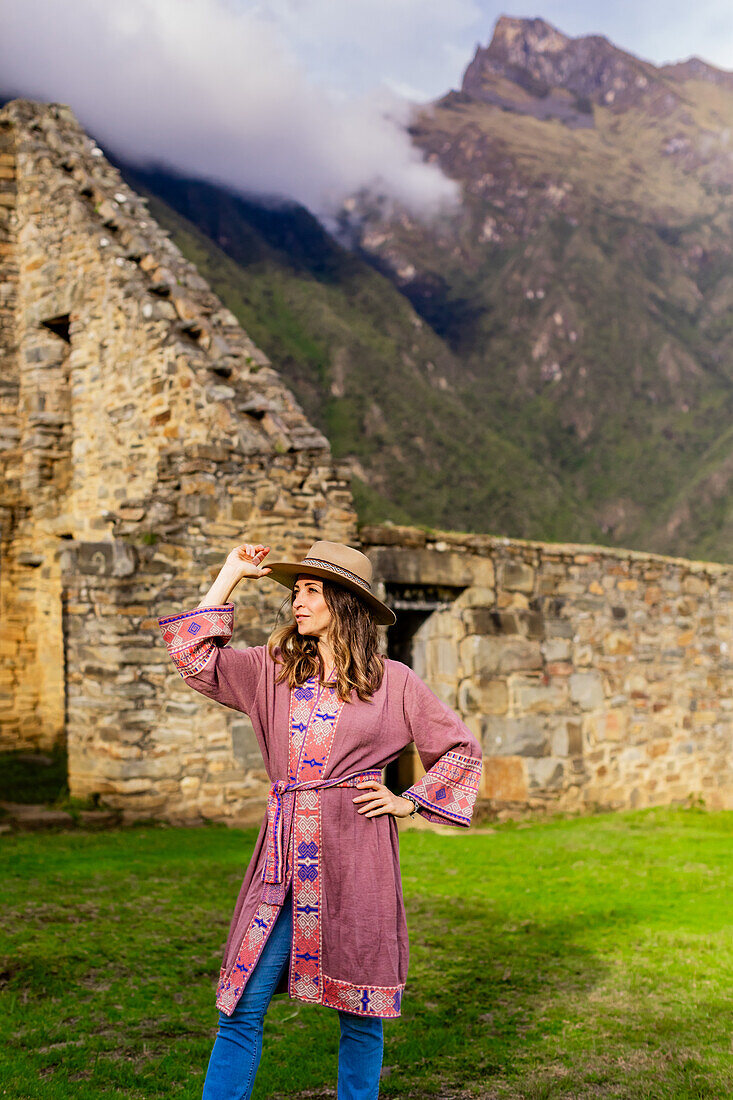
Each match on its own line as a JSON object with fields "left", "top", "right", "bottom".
{"left": 261, "top": 768, "right": 382, "bottom": 905}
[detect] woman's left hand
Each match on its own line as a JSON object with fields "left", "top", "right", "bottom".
{"left": 353, "top": 780, "right": 414, "bottom": 818}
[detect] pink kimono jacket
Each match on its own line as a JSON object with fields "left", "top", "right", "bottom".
{"left": 158, "top": 603, "right": 483, "bottom": 1019}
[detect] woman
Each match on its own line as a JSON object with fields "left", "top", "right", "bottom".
{"left": 158, "top": 539, "right": 483, "bottom": 1100}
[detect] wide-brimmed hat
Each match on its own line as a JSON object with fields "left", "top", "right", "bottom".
{"left": 267, "top": 541, "right": 396, "bottom": 626}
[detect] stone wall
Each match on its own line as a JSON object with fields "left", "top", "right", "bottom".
{"left": 0, "top": 100, "right": 355, "bottom": 820}
{"left": 363, "top": 525, "right": 733, "bottom": 813}
{"left": 2, "top": 98, "right": 730, "bottom": 823}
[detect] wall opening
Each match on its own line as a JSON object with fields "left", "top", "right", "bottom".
{"left": 384, "top": 583, "right": 465, "bottom": 795}
{"left": 41, "top": 314, "right": 71, "bottom": 343}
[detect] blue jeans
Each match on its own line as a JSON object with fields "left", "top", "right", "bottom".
{"left": 202, "top": 887, "right": 384, "bottom": 1099}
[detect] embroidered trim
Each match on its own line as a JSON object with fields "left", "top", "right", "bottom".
{"left": 157, "top": 605, "right": 234, "bottom": 678}
{"left": 287, "top": 677, "right": 345, "bottom": 1005}
{"left": 262, "top": 769, "right": 381, "bottom": 901}
{"left": 403, "top": 749, "right": 482, "bottom": 826}
{"left": 300, "top": 558, "right": 372, "bottom": 592}
{"left": 215, "top": 899, "right": 280, "bottom": 1015}
{"left": 158, "top": 604, "right": 234, "bottom": 626}
{"left": 217, "top": 676, "right": 355, "bottom": 1016}
{"left": 322, "top": 974, "right": 404, "bottom": 1018}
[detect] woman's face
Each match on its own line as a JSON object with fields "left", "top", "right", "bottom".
{"left": 292, "top": 575, "right": 332, "bottom": 638}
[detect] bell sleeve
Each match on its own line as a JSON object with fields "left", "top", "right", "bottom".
{"left": 157, "top": 603, "right": 266, "bottom": 716}
{"left": 400, "top": 666, "right": 483, "bottom": 828}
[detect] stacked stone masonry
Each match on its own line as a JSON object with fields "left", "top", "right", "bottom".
{"left": 362, "top": 525, "right": 733, "bottom": 814}
{"left": 0, "top": 100, "right": 355, "bottom": 822}
{"left": 1, "top": 99, "right": 730, "bottom": 821}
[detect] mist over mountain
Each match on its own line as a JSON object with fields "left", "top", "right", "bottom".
{"left": 120, "top": 15, "right": 733, "bottom": 562}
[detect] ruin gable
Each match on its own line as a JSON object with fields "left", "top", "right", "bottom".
{"left": 0, "top": 99, "right": 355, "bottom": 821}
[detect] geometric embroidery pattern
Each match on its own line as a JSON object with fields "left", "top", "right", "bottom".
{"left": 215, "top": 900, "right": 280, "bottom": 1016}
{"left": 286, "top": 677, "right": 342, "bottom": 1007}
{"left": 403, "top": 749, "right": 482, "bottom": 827}
{"left": 260, "top": 677, "right": 345, "bottom": 900}
{"left": 214, "top": 673, "right": 386, "bottom": 1016}
{"left": 157, "top": 604, "right": 234, "bottom": 678}
{"left": 322, "top": 974, "right": 404, "bottom": 1018}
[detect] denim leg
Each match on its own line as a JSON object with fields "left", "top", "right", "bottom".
{"left": 337, "top": 1010, "right": 384, "bottom": 1100}
{"left": 202, "top": 889, "right": 293, "bottom": 1100}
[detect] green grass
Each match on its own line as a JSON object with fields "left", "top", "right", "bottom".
{"left": 3, "top": 808, "right": 731, "bottom": 1099}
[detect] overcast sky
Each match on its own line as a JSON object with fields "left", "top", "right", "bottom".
{"left": 1, "top": 1, "right": 731, "bottom": 216}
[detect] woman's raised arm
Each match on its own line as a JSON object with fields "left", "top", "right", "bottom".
{"left": 157, "top": 541, "right": 273, "bottom": 714}
{"left": 196, "top": 543, "right": 271, "bottom": 608}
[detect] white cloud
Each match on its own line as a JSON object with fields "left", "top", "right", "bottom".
{"left": 0, "top": 0, "right": 459, "bottom": 216}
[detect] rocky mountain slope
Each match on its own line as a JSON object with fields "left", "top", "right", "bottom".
{"left": 119, "top": 16, "right": 733, "bottom": 562}
{"left": 348, "top": 16, "right": 733, "bottom": 562}
{"left": 118, "top": 162, "right": 586, "bottom": 538}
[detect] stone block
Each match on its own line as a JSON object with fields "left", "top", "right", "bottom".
{"left": 424, "top": 637, "right": 459, "bottom": 681}
{"left": 367, "top": 546, "right": 492, "bottom": 588}
{"left": 481, "top": 716, "right": 549, "bottom": 757}
{"left": 456, "top": 587, "right": 496, "bottom": 609}
{"left": 546, "top": 618, "right": 574, "bottom": 639}
{"left": 682, "top": 575, "right": 708, "bottom": 596}
{"left": 0, "top": 803, "right": 73, "bottom": 829}
{"left": 526, "top": 757, "right": 565, "bottom": 790}
{"left": 603, "top": 631, "right": 633, "bottom": 656}
{"left": 458, "top": 677, "right": 508, "bottom": 715}
{"left": 498, "top": 560, "right": 535, "bottom": 593}
{"left": 541, "top": 638, "right": 571, "bottom": 662}
{"left": 459, "top": 635, "right": 542, "bottom": 676}
{"left": 462, "top": 608, "right": 496, "bottom": 634}
{"left": 569, "top": 670, "right": 605, "bottom": 710}
{"left": 481, "top": 756, "right": 528, "bottom": 801}
{"left": 548, "top": 719, "right": 570, "bottom": 756}
{"left": 510, "top": 675, "right": 568, "bottom": 714}
{"left": 566, "top": 720, "right": 583, "bottom": 755}
{"left": 62, "top": 540, "right": 137, "bottom": 578}
{"left": 497, "top": 590, "right": 529, "bottom": 610}
{"left": 585, "top": 709, "right": 628, "bottom": 745}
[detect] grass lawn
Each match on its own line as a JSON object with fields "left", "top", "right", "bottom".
{"left": 1, "top": 807, "right": 731, "bottom": 1099}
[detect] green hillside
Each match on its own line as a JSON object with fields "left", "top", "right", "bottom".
{"left": 119, "top": 164, "right": 593, "bottom": 541}
{"left": 350, "top": 17, "right": 733, "bottom": 562}
{"left": 115, "top": 17, "right": 733, "bottom": 562}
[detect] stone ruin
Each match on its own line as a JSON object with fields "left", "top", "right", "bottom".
{"left": 1, "top": 99, "right": 731, "bottom": 822}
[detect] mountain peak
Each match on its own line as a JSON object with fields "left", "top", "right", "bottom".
{"left": 661, "top": 56, "right": 733, "bottom": 90}
{"left": 462, "top": 14, "right": 669, "bottom": 126}
{"left": 489, "top": 15, "right": 572, "bottom": 58}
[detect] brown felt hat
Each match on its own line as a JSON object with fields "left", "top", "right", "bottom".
{"left": 267, "top": 541, "right": 396, "bottom": 626}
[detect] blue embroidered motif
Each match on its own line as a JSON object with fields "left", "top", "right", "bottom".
{"left": 435, "top": 786, "right": 448, "bottom": 801}
{"left": 298, "top": 841, "right": 318, "bottom": 859}
{"left": 186, "top": 621, "right": 201, "bottom": 634}
{"left": 360, "top": 990, "right": 371, "bottom": 1011}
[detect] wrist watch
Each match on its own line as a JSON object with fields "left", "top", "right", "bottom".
{"left": 403, "top": 794, "right": 420, "bottom": 817}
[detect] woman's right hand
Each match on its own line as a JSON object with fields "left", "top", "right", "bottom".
{"left": 224, "top": 542, "right": 272, "bottom": 580}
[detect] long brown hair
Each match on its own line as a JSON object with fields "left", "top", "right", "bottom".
{"left": 268, "top": 579, "right": 385, "bottom": 702}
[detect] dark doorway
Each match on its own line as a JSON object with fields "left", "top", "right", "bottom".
{"left": 384, "top": 583, "right": 465, "bottom": 794}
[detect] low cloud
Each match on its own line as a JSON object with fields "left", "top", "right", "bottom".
{"left": 0, "top": 0, "right": 459, "bottom": 217}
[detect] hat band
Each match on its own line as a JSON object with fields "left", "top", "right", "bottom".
{"left": 300, "top": 557, "right": 372, "bottom": 593}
